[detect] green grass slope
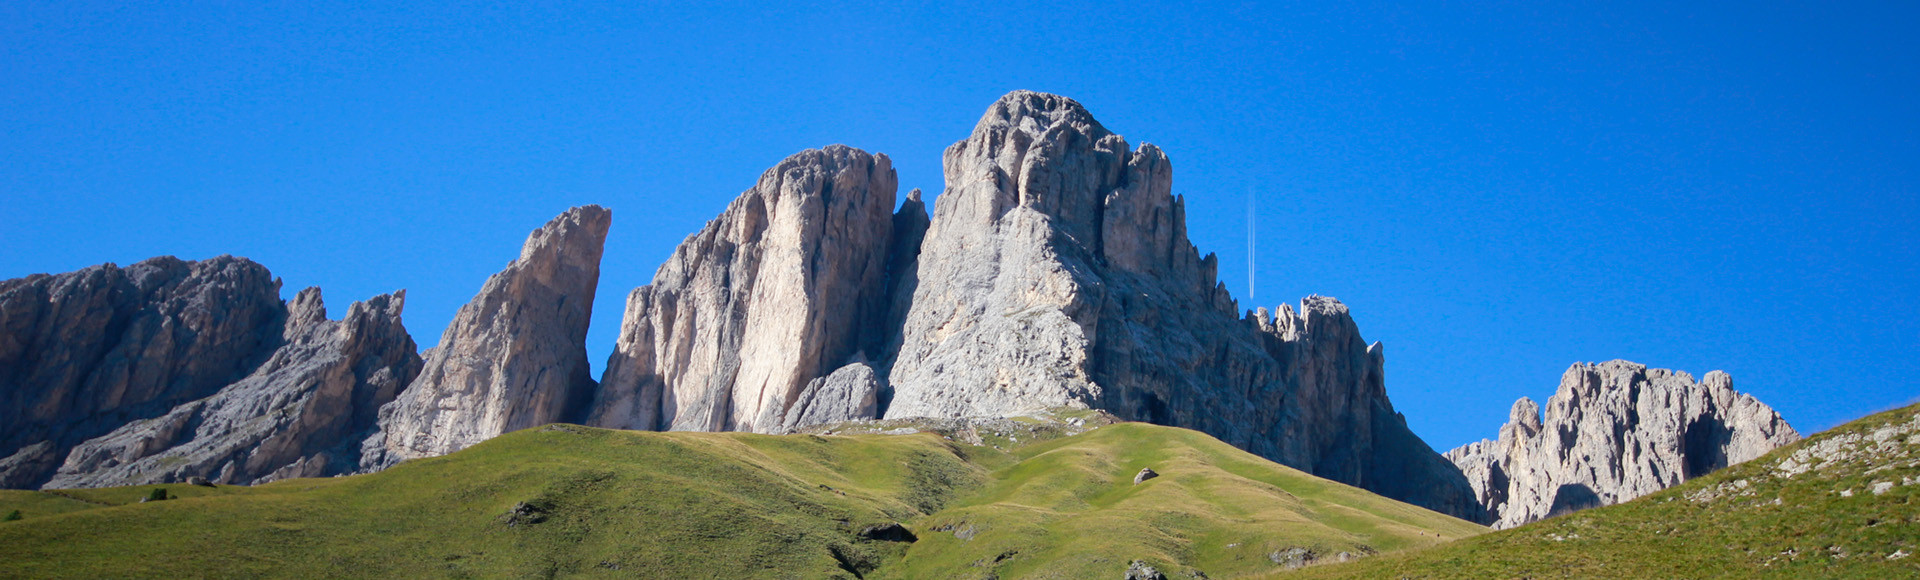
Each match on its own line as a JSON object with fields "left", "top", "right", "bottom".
{"left": 0, "top": 420, "right": 1481, "bottom": 579}
{"left": 884, "top": 423, "right": 1483, "bottom": 580}
{"left": 1289, "top": 402, "right": 1920, "bottom": 579}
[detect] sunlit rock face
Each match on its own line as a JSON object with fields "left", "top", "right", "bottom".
{"left": 588, "top": 146, "right": 902, "bottom": 434}
{"left": 878, "top": 91, "right": 1481, "bottom": 520}
{"left": 362, "top": 205, "right": 611, "bottom": 469}
{"left": 1446, "top": 360, "right": 1800, "bottom": 529}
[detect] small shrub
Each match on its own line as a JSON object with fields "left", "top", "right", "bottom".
{"left": 147, "top": 488, "right": 170, "bottom": 502}
{"left": 3, "top": 510, "right": 21, "bottom": 521}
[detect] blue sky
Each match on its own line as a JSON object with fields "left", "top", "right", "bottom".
{"left": 4, "top": 1, "right": 1914, "bottom": 450}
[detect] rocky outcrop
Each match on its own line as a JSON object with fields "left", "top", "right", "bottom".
{"left": 363, "top": 206, "right": 611, "bottom": 468}
{"left": 590, "top": 146, "right": 900, "bottom": 433}
{"left": 0, "top": 256, "right": 286, "bottom": 488}
{"left": 1444, "top": 360, "right": 1800, "bottom": 529}
{"left": 776, "top": 361, "right": 882, "bottom": 433}
{"left": 44, "top": 288, "right": 421, "bottom": 487}
{"left": 879, "top": 91, "right": 1482, "bottom": 520}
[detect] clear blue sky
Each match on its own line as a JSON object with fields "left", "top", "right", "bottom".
{"left": 5, "top": 2, "right": 1915, "bottom": 450}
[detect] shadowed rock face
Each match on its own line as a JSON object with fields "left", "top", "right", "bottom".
{"left": 590, "top": 146, "right": 901, "bottom": 434}
{"left": 363, "top": 205, "right": 611, "bottom": 469}
{"left": 0, "top": 256, "right": 286, "bottom": 488}
{"left": 44, "top": 288, "right": 421, "bottom": 488}
{"left": 1445, "top": 360, "right": 1801, "bottom": 529}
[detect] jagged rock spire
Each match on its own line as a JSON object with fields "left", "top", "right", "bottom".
{"left": 363, "top": 205, "right": 611, "bottom": 468}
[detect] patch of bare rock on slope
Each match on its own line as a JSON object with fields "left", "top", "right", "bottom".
{"left": 1446, "top": 359, "right": 1800, "bottom": 529}
{"left": 590, "top": 91, "right": 1484, "bottom": 521}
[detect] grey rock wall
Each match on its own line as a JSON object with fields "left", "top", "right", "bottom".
{"left": 44, "top": 287, "right": 420, "bottom": 488}
{"left": 1444, "top": 360, "right": 1800, "bottom": 529}
{"left": 590, "top": 146, "right": 899, "bottom": 433}
{"left": 363, "top": 205, "right": 611, "bottom": 468}
{"left": 0, "top": 256, "right": 286, "bottom": 488}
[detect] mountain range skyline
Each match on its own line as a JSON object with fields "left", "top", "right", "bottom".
{"left": 4, "top": 2, "right": 1914, "bottom": 452}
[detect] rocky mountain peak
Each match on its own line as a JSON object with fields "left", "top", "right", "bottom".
{"left": 1506, "top": 396, "right": 1543, "bottom": 437}
{"left": 1446, "top": 359, "right": 1800, "bottom": 528}
{"left": 362, "top": 205, "right": 610, "bottom": 468}
{"left": 880, "top": 90, "right": 1484, "bottom": 520}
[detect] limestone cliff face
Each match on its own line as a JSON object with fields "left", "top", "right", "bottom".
{"left": 1444, "top": 360, "right": 1800, "bottom": 529}
{"left": 44, "top": 288, "right": 420, "bottom": 488}
{"left": 590, "top": 146, "right": 900, "bottom": 433}
{"left": 363, "top": 206, "right": 611, "bottom": 468}
{"left": 0, "top": 256, "right": 286, "bottom": 488}
{"left": 879, "top": 91, "right": 1482, "bottom": 520}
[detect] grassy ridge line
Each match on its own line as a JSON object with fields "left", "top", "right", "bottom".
{"left": 882, "top": 423, "right": 1482, "bottom": 579}
{"left": 0, "top": 426, "right": 983, "bottom": 578}
{"left": 0, "top": 421, "right": 1486, "bottom": 579}
{"left": 1287, "top": 403, "right": 1920, "bottom": 579}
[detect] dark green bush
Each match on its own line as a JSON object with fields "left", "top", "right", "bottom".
{"left": 3, "top": 510, "right": 21, "bottom": 521}
{"left": 146, "top": 488, "right": 169, "bottom": 502}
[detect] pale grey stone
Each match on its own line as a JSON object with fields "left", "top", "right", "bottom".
{"left": 362, "top": 206, "right": 611, "bottom": 469}
{"left": 778, "top": 361, "right": 881, "bottom": 433}
{"left": 1445, "top": 360, "right": 1801, "bottom": 529}
{"left": 878, "top": 91, "right": 1483, "bottom": 520}
{"left": 1126, "top": 560, "right": 1166, "bottom": 580}
{"left": 590, "top": 146, "right": 899, "bottom": 433}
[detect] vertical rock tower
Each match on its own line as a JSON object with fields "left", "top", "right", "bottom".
{"left": 591, "top": 146, "right": 903, "bottom": 433}
{"left": 1445, "top": 360, "right": 1800, "bottom": 528}
{"left": 363, "top": 205, "right": 611, "bottom": 468}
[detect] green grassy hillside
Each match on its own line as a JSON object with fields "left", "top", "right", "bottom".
{"left": 0, "top": 419, "right": 1481, "bottom": 579}
{"left": 1289, "top": 402, "right": 1920, "bottom": 579}
{"left": 887, "top": 423, "right": 1482, "bottom": 580}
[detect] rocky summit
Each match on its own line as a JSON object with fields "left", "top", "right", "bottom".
{"left": 887, "top": 92, "right": 1481, "bottom": 519}
{"left": 1445, "top": 360, "right": 1800, "bottom": 529}
{"left": 363, "top": 205, "right": 611, "bottom": 469}
{"left": 0, "top": 256, "right": 289, "bottom": 489}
